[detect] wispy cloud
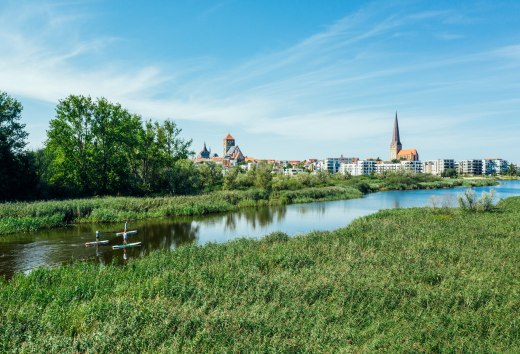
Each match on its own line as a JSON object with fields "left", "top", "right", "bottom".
{"left": 197, "top": 0, "right": 234, "bottom": 21}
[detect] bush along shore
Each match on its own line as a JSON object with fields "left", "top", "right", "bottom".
{"left": 0, "top": 174, "right": 496, "bottom": 235}
{"left": 1, "top": 196, "right": 519, "bottom": 352}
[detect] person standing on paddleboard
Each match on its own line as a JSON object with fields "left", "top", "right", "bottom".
{"left": 96, "top": 230, "right": 100, "bottom": 241}
{"left": 123, "top": 221, "right": 128, "bottom": 245}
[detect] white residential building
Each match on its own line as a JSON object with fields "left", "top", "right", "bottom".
{"left": 482, "top": 158, "right": 508, "bottom": 176}
{"left": 339, "top": 160, "right": 375, "bottom": 176}
{"left": 375, "top": 162, "right": 402, "bottom": 174}
{"left": 375, "top": 161, "right": 423, "bottom": 174}
{"left": 283, "top": 168, "right": 304, "bottom": 176}
{"left": 400, "top": 161, "right": 423, "bottom": 173}
{"left": 423, "top": 159, "right": 456, "bottom": 175}
{"left": 319, "top": 156, "right": 359, "bottom": 173}
{"left": 458, "top": 160, "right": 483, "bottom": 176}
{"left": 340, "top": 160, "right": 422, "bottom": 176}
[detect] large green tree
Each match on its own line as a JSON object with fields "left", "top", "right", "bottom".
{"left": 46, "top": 96, "right": 142, "bottom": 196}
{"left": 0, "top": 91, "right": 35, "bottom": 200}
{"left": 198, "top": 162, "right": 223, "bottom": 192}
{"left": 168, "top": 159, "right": 200, "bottom": 195}
{"left": 46, "top": 95, "right": 96, "bottom": 195}
{"left": 135, "top": 119, "right": 192, "bottom": 194}
{"left": 223, "top": 166, "right": 241, "bottom": 190}
{"left": 507, "top": 163, "right": 517, "bottom": 177}
{"left": 255, "top": 163, "right": 273, "bottom": 191}
{"left": 91, "top": 98, "right": 141, "bottom": 194}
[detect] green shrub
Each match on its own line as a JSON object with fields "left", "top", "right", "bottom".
{"left": 458, "top": 189, "right": 496, "bottom": 212}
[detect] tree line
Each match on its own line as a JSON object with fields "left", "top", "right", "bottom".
{"left": 1, "top": 92, "right": 197, "bottom": 200}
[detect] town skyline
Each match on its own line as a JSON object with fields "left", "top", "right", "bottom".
{"left": 2, "top": 1, "right": 520, "bottom": 161}
{"left": 192, "top": 112, "right": 512, "bottom": 162}
{"left": 193, "top": 121, "right": 512, "bottom": 178}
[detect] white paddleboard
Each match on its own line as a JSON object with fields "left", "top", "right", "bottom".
{"left": 112, "top": 242, "right": 142, "bottom": 249}
{"left": 85, "top": 240, "right": 110, "bottom": 247}
{"left": 115, "top": 230, "right": 138, "bottom": 236}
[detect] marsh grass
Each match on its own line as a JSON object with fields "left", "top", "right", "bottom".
{"left": 1, "top": 197, "right": 519, "bottom": 352}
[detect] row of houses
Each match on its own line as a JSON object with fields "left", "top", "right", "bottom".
{"left": 335, "top": 158, "right": 510, "bottom": 176}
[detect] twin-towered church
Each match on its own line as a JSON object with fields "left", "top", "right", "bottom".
{"left": 195, "top": 133, "right": 245, "bottom": 166}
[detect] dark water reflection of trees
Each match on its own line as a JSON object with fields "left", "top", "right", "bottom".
{"left": 221, "top": 205, "right": 287, "bottom": 231}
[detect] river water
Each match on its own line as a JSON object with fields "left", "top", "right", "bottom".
{"left": 1, "top": 181, "right": 519, "bottom": 279}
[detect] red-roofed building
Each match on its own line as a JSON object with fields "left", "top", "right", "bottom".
{"left": 397, "top": 149, "right": 419, "bottom": 161}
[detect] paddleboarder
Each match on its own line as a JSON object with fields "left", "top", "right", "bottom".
{"left": 95, "top": 230, "right": 100, "bottom": 240}
{"left": 123, "top": 222, "right": 128, "bottom": 244}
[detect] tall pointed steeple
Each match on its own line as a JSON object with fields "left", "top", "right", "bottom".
{"left": 198, "top": 141, "right": 210, "bottom": 159}
{"left": 390, "top": 111, "right": 402, "bottom": 160}
{"left": 391, "top": 111, "right": 401, "bottom": 145}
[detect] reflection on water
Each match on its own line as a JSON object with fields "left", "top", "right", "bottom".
{"left": 1, "top": 181, "right": 520, "bottom": 279}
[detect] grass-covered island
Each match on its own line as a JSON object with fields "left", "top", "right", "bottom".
{"left": 0, "top": 173, "right": 495, "bottom": 235}
{"left": 1, "top": 196, "right": 519, "bottom": 352}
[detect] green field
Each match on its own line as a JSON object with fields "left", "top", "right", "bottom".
{"left": 1, "top": 196, "right": 518, "bottom": 352}
{"left": 0, "top": 175, "right": 495, "bottom": 235}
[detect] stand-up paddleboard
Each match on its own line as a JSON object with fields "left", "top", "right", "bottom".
{"left": 112, "top": 242, "right": 142, "bottom": 249}
{"left": 85, "top": 240, "right": 110, "bottom": 247}
{"left": 116, "top": 230, "right": 138, "bottom": 236}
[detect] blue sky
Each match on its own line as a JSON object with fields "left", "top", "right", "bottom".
{"left": 1, "top": 0, "right": 520, "bottom": 161}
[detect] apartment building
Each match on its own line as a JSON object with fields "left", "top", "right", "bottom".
{"left": 423, "top": 159, "right": 456, "bottom": 175}
{"left": 458, "top": 160, "right": 483, "bottom": 176}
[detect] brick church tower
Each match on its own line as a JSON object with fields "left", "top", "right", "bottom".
{"left": 223, "top": 133, "right": 235, "bottom": 156}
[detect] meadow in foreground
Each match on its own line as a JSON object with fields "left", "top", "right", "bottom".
{"left": 1, "top": 196, "right": 518, "bottom": 352}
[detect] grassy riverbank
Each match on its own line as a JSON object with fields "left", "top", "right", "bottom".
{"left": 0, "top": 175, "right": 496, "bottom": 235}
{"left": 2, "top": 196, "right": 519, "bottom": 352}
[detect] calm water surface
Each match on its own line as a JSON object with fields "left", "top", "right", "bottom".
{"left": 1, "top": 181, "right": 519, "bottom": 279}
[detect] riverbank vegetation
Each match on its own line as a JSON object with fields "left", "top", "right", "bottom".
{"left": 0, "top": 173, "right": 496, "bottom": 235}
{"left": 2, "top": 196, "right": 519, "bottom": 352}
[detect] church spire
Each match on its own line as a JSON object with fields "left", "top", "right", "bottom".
{"left": 391, "top": 111, "right": 401, "bottom": 145}
{"left": 390, "top": 111, "right": 402, "bottom": 160}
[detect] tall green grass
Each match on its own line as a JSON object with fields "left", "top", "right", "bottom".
{"left": 1, "top": 197, "right": 519, "bottom": 352}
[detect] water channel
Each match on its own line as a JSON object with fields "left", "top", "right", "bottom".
{"left": 1, "top": 181, "right": 519, "bottom": 279}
